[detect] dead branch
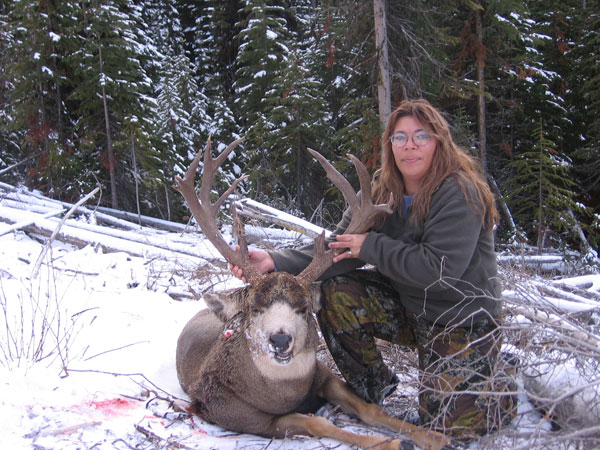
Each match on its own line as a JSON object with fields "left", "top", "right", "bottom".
{"left": 134, "top": 423, "right": 196, "bottom": 450}
{"left": 42, "top": 421, "right": 102, "bottom": 436}
{"left": 64, "top": 367, "right": 183, "bottom": 401}
{"left": 31, "top": 186, "right": 100, "bottom": 278}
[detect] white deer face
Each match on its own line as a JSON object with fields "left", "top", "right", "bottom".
{"left": 243, "top": 274, "right": 318, "bottom": 381}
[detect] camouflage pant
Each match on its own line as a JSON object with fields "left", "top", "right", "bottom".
{"left": 318, "top": 270, "right": 516, "bottom": 438}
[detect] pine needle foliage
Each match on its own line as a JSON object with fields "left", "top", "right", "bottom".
{"left": 506, "top": 121, "right": 580, "bottom": 251}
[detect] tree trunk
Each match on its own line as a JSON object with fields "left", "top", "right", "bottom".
{"left": 537, "top": 140, "right": 545, "bottom": 253}
{"left": 475, "top": 4, "right": 487, "bottom": 174}
{"left": 130, "top": 131, "right": 141, "bottom": 225}
{"left": 374, "top": 0, "right": 391, "bottom": 127}
{"left": 99, "top": 45, "right": 118, "bottom": 209}
{"left": 487, "top": 174, "right": 517, "bottom": 237}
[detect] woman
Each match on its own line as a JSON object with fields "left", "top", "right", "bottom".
{"left": 231, "top": 99, "right": 514, "bottom": 438}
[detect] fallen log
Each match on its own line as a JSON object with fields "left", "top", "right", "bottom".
{"left": 0, "top": 208, "right": 64, "bottom": 237}
{"left": 0, "top": 181, "right": 186, "bottom": 233}
{"left": 234, "top": 197, "right": 329, "bottom": 238}
{"left": 0, "top": 205, "right": 215, "bottom": 266}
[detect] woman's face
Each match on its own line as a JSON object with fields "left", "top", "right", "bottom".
{"left": 390, "top": 115, "right": 437, "bottom": 195}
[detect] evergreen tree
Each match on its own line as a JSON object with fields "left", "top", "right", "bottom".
{"left": 259, "top": 38, "right": 332, "bottom": 216}
{"left": 570, "top": 8, "right": 600, "bottom": 219}
{"left": 68, "top": 0, "right": 159, "bottom": 210}
{"left": 4, "top": 0, "right": 80, "bottom": 197}
{"left": 506, "top": 121, "right": 580, "bottom": 251}
{"left": 508, "top": 0, "right": 597, "bottom": 250}
{"left": 232, "top": 0, "right": 297, "bottom": 203}
{"left": 157, "top": 53, "right": 210, "bottom": 176}
{"left": 192, "top": 0, "right": 238, "bottom": 142}
{"left": 0, "top": 2, "right": 21, "bottom": 176}
{"left": 316, "top": 1, "right": 381, "bottom": 170}
{"left": 233, "top": 0, "right": 291, "bottom": 126}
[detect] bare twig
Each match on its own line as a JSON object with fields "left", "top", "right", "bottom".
{"left": 64, "top": 367, "right": 183, "bottom": 401}
{"left": 0, "top": 152, "right": 42, "bottom": 176}
{"left": 41, "top": 421, "right": 102, "bottom": 436}
{"left": 134, "top": 423, "right": 196, "bottom": 449}
{"left": 83, "top": 341, "right": 149, "bottom": 361}
{"left": 31, "top": 186, "right": 100, "bottom": 278}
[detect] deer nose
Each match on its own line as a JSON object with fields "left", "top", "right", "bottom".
{"left": 269, "top": 333, "right": 292, "bottom": 352}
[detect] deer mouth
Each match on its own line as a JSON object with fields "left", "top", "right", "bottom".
{"left": 270, "top": 347, "right": 293, "bottom": 365}
{"left": 269, "top": 332, "right": 293, "bottom": 364}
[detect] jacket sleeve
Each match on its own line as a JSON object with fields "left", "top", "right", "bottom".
{"left": 270, "top": 201, "right": 366, "bottom": 278}
{"left": 359, "top": 178, "right": 484, "bottom": 292}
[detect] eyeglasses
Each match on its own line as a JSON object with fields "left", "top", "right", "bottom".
{"left": 390, "top": 132, "right": 431, "bottom": 147}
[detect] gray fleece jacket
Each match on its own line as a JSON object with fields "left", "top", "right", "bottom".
{"left": 271, "top": 175, "right": 502, "bottom": 327}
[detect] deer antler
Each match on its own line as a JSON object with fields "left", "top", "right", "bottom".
{"left": 297, "top": 148, "right": 394, "bottom": 285}
{"left": 173, "top": 137, "right": 261, "bottom": 283}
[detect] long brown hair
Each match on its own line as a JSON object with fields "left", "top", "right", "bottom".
{"left": 372, "top": 99, "right": 498, "bottom": 230}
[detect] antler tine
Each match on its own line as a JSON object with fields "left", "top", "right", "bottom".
{"left": 296, "top": 231, "right": 333, "bottom": 289}
{"left": 306, "top": 148, "right": 393, "bottom": 235}
{"left": 200, "top": 137, "right": 246, "bottom": 214}
{"left": 345, "top": 153, "right": 394, "bottom": 234}
{"left": 306, "top": 148, "right": 360, "bottom": 215}
{"left": 298, "top": 148, "right": 394, "bottom": 285}
{"left": 350, "top": 154, "right": 395, "bottom": 217}
{"left": 174, "top": 136, "right": 261, "bottom": 283}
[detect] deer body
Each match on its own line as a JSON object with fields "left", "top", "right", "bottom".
{"left": 173, "top": 139, "right": 451, "bottom": 450}
{"left": 177, "top": 273, "right": 334, "bottom": 435}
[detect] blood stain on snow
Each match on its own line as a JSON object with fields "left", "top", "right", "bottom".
{"left": 73, "top": 397, "right": 140, "bottom": 417}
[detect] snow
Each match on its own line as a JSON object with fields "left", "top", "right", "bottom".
{"left": 48, "top": 32, "right": 61, "bottom": 42}
{"left": 1, "top": 211, "right": 599, "bottom": 449}
{"left": 0, "top": 232, "right": 239, "bottom": 449}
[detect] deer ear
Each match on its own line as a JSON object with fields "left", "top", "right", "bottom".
{"left": 204, "top": 292, "right": 241, "bottom": 322}
{"left": 308, "top": 283, "right": 322, "bottom": 313}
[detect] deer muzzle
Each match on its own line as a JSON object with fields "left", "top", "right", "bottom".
{"left": 269, "top": 332, "right": 293, "bottom": 364}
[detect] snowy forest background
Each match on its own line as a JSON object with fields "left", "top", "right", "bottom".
{"left": 1, "top": 0, "right": 599, "bottom": 260}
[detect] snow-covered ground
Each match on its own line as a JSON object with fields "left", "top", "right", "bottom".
{"left": 1, "top": 210, "right": 599, "bottom": 449}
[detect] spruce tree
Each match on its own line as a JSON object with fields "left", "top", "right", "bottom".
{"left": 570, "top": 9, "right": 600, "bottom": 212}
{"left": 506, "top": 121, "right": 580, "bottom": 251}
{"left": 233, "top": 0, "right": 296, "bottom": 204}
{"left": 68, "top": 0, "right": 158, "bottom": 210}
{"left": 0, "top": 3, "right": 21, "bottom": 177}
{"left": 4, "top": 0, "right": 80, "bottom": 197}
{"left": 191, "top": 0, "right": 238, "bottom": 142}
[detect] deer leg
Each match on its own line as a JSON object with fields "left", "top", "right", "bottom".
{"left": 318, "top": 373, "right": 452, "bottom": 450}
{"left": 198, "top": 397, "right": 403, "bottom": 449}
{"left": 273, "top": 412, "right": 409, "bottom": 450}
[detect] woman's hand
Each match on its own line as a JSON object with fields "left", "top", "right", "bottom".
{"left": 329, "top": 233, "right": 367, "bottom": 263}
{"left": 229, "top": 247, "right": 275, "bottom": 283}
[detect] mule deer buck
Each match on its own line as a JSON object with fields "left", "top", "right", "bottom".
{"left": 173, "top": 138, "right": 452, "bottom": 450}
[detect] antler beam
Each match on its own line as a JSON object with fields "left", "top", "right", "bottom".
{"left": 173, "top": 137, "right": 261, "bottom": 283}
{"left": 298, "top": 149, "right": 394, "bottom": 284}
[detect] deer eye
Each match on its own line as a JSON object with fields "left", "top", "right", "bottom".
{"left": 250, "top": 306, "right": 260, "bottom": 314}
{"left": 298, "top": 306, "right": 308, "bottom": 315}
